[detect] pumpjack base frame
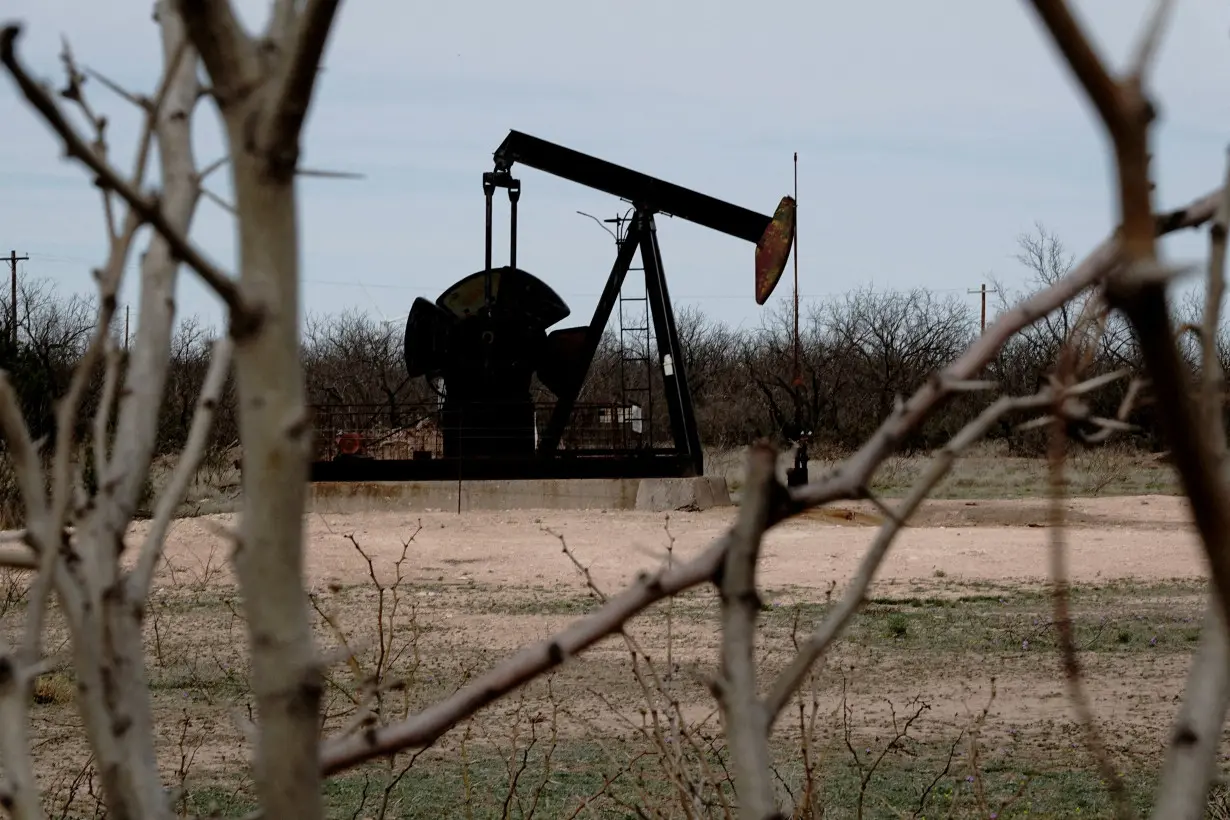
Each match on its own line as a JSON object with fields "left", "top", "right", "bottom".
{"left": 309, "top": 451, "right": 695, "bottom": 482}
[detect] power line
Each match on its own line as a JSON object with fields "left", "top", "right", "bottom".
{"left": 295, "top": 276, "right": 971, "bottom": 301}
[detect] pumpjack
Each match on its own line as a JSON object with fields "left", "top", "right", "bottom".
{"left": 310, "top": 130, "right": 795, "bottom": 482}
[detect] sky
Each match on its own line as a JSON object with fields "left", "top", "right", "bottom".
{"left": 0, "top": 0, "right": 1227, "bottom": 339}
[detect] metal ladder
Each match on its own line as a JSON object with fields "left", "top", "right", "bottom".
{"left": 616, "top": 221, "right": 653, "bottom": 450}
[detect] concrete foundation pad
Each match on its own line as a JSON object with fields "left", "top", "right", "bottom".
{"left": 634, "top": 477, "right": 732, "bottom": 513}
{"left": 308, "top": 476, "right": 733, "bottom": 513}
{"left": 310, "top": 478, "right": 640, "bottom": 513}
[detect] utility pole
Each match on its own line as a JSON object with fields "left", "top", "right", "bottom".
{"left": 968, "top": 282, "right": 998, "bottom": 334}
{"left": 124, "top": 304, "right": 130, "bottom": 351}
{"left": 8, "top": 250, "right": 28, "bottom": 347}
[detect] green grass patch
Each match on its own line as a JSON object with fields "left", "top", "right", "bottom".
{"left": 177, "top": 738, "right": 1163, "bottom": 819}
{"left": 755, "top": 581, "right": 1207, "bottom": 658}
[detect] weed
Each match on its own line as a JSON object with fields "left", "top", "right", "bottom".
{"left": 12, "top": 521, "right": 1203, "bottom": 818}
{"left": 887, "top": 612, "right": 909, "bottom": 639}
{"left": 33, "top": 671, "right": 76, "bottom": 706}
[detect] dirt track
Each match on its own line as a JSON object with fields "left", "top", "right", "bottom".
{"left": 140, "top": 494, "right": 1205, "bottom": 593}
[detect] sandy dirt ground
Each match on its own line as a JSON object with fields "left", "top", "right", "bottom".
{"left": 20, "top": 494, "right": 1211, "bottom": 809}
{"left": 138, "top": 494, "right": 1206, "bottom": 593}
{"left": 138, "top": 495, "right": 1208, "bottom": 745}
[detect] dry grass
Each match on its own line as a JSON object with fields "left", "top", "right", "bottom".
{"left": 146, "top": 447, "right": 243, "bottom": 518}
{"left": 0, "top": 449, "right": 1203, "bottom": 817}
{"left": 712, "top": 440, "right": 1175, "bottom": 501}
{"left": 0, "top": 495, "right": 1219, "bottom": 818}
{"left": 153, "top": 441, "right": 1170, "bottom": 516}
{"left": 32, "top": 672, "right": 75, "bottom": 707}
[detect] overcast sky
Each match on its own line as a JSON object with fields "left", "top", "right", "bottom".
{"left": 1, "top": 0, "right": 1227, "bottom": 337}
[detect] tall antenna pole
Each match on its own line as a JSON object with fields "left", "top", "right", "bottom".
{"left": 792, "top": 153, "right": 801, "bottom": 387}
{"left": 785, "top": 154, "right": 810, "bottom": 488}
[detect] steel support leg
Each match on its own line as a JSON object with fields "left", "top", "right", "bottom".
{"left": 640, "top": 213, "right": 703, "bottom": 476}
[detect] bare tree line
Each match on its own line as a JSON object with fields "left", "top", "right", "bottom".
{"left": 5, "top": 216, "right": 1217, "bottom": 476}
{"left": 0, "top": 0, "right": 1228, "bottom": 818}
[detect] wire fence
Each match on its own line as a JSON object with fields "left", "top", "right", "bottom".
{"left": 309, "top": 399, "right": 668, "bottom": 462}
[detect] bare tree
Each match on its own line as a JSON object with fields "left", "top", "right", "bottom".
{"left": 0, "top": 280, "right": 100, "bottom": 451}
{"left": 158, "top": 317, "right": 231, "bottom": 454}
{"left": 0, "top": 5, "right": 211, "bottom": 815}
{"left": 744, "top": 289, "right": 976, "bottom": 452}
{"left": 0, "top": 2, "right": 1228, "bottom": 820}
{"left": 303, "top": 309, "right": 421, "bottom": 412}
{"left": 741, "top": 301, "right": 831, "bottom": 446}
{"left": 0, "top": 0, "right": 336, "bottom": 815}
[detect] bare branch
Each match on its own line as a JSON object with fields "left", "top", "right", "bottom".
{"left": 1151, "top": 607, "right": 1230, "bottom": 820}
{"left": 196, "top": 155, "right": 229, "bottom": 182}
{"left": 1149, "top": 153, "right": 1230, "bottom": 820}
{"left": 0, "top": 642, "right": 42, "bottom": 820}
{"left": 0, "top": 544, "right": 36, "bottom": 570}
{"left": 17, "top": 214, "right": 137, "bottom": 660}
{"left": 200, "top": 186, "right": 236, "bottom": 214}
{"left": 82, "top": 65, "right": 144, "bottom": 109}
{"left": 0, "top": 374, "right": 47, "bottom": 529}
{"left": 20, "top": 534, "right": 60, "bottom": 670}
{"left": 715, "top": 442, "right": 779, "bottom": 819}
{"left": 267, "top": 0, "right": 300, "bottom": 43}
{"left": 173, "top": 0, "right": 258, "bottom": 110}
{"left": 1028, "top": 0, "right": 1230, "bottom": 665}
{"left": 321, "top": 528, "right": 728, "bottom": 773}
{"left": 1128, "top": 0, "right": 1178, "bottom": 79}
{"left": 92, "top": 341, "right": 123, "bottom": 478}
{"left": 4, "top": 13, "right": 212, "bottom": 819}
{"left": 1027, "top": 6, "right": 1230, "bottom": 817}
{"left": 46, "top": 208, "right": 139, "bottom": 543}
{"left": 57, "top": 38, "right": 116, "bottom": 242}
{"left": 1047, "top": 309, "right": 1137, "bottom": 820}
{"left": 1201, "top": 152, "right": 1230, "bottom": 458}
{"left": 100, "top": 4, "right": 206, "bottom": 542}
{"left": 129, "top": 33, "right": 191, "bottom": 193}
{"left": 765, "top": 386, "right": 1061, "bottom": 721}
{"left": 257, "top": 0, "right": 342, "bottom": 180}
{"left": 1025, "top": 1, "right": 1155, "bottom": 255}
{"left": 0, "top": 25, "right": 249, "bottom": 321}
{"left": 791, "top": 187, "right": 1220, "bottom": 514}
{"left": 176, "top": 4, "right": 341, "bottom": 817}
{"left": 297, "top": 167, "right": 364, "bottom": 180}
{"left": 943, "top": 378, "right": 998, "bottom": 393}
{"left": 1025, "top": 1, "right": 1123, "bottom": 131}
{"left": 0, "top": 528, "right": 74, "bottom": 548}
{"left": 56, "top": 37, "right": 106, "bottom": 139}
{"left": 130, "top": 336, "right": 233, "bottom": 599}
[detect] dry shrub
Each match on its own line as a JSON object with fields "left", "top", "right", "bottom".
{"left": 0, "top": 454, "right": 22, "bottom": 530}
{"left": 1068, "top": 444, "right": 1136, "bottom": 497}
{"left": 32, "top": 672, "right": 75, "bottom": 707}
{"left": 870, "top": 454, "right": 924, "bottom": 494}
{"left": 0, "top": 566, "right": 28, "bottom": 623}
